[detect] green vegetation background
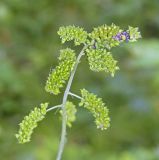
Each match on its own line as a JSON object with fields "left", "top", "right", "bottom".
{"left": 0, "top": 0, "right": 159, "bottom": 159}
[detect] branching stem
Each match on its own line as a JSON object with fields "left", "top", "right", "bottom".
{"left": 56, "top": 45, "right": 87, "bottom": 160}
{"left": 68, "top": 92, "right": 82, "bottom": 100}
{"left": 46, "top": 105, "right": 62, "bottom": 112}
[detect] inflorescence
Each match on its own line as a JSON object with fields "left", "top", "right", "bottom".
{"left": 79, "top": 89, "right": 110, "bottom": 130}
{"left": 16, "top": 103, "right": 48, "bottom": 144}
{"left": 57, "top": 25, "right": 88, "bottom": 46}
{"left": 16, "top": 24, "right": 141, "bottom": 146}
{"left": 86, "top": 48, "right": 119, "bottom": 77}
{"left": 60, "top": 101, "right": 77, "bottom": 128}
{"left": 45, "top": 48, "right": 76, "bottom": 95}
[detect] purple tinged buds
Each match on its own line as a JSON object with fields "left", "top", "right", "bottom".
{"left": 113, "top": 31, "right": 130, "bottom": 42}
{"left": 113, "top": 33, "right": 122, "bottom": 41}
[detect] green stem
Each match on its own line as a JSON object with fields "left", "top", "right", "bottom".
{"left": 68, "top": 92, "right": 82, "bottom": 100}
{"left": 56, "top": 45, "right": 87, "bottom": 160}
{"left": 46, "top": 105, "right": 62, "bottom": 112}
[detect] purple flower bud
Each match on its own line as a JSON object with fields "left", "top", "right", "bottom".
{"left": 113, "top": 31, "right": 130, "bottom": 42}
{"left": 113, "top": 33, "right": 122, "bottom": 41}
{"left": 121, "top": 31, "right": 130, "bottom": 42}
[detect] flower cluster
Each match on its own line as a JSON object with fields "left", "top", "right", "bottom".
{"left": 16, "top": 24, "right": 141, "bottom": 148}
{"left": 79, "top": 89, "right": 110, "bottom": 130}
{"left": 15, "top": 103, "right": 48, "bottom": 144}
{"left": 113, "top": 26, "right": 141, "bottom": 43}
{"left": 45, "top": 48, "right": 76, "bottom": 95}
{"left": 85, "top": 25, "right": 141, "bottom": 77}
{"left": 89, "top": 24, "right": 122, "bottom": 50}
{"left": 128, "top": 26, "right": 141, "bottom": 42}
{"left": 86, "top": 48, "right": 119, "bottom": 77}
{"left": 60, "top": 101, "right": 77, "bottom": 127}
{"left": 113, "top": 31, "right": 130, "bottom": 42}
{"left": 57, "top": 25, "right": 88, "bottom": 45}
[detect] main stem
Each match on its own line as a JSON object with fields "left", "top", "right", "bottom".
{"left": 56, "top": 45, "right": 87, "bottom": 160}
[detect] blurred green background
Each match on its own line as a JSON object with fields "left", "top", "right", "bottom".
{"left": 0, "top": 0, "right": 159, "bottom": 159}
